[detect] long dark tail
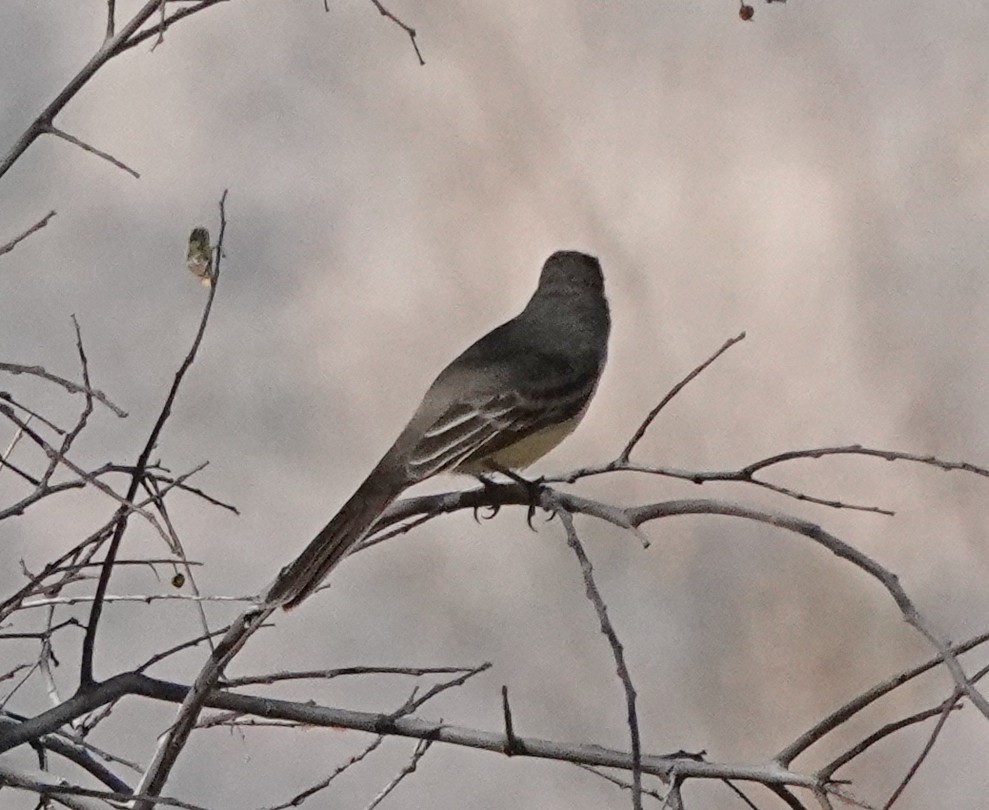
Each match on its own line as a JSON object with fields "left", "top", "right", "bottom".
{"left": 266, "top": 470, "right": 405, "bottom": 610}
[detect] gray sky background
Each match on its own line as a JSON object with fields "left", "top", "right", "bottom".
{"left": 2, "top": 1, "right": 989, "bottom": 807}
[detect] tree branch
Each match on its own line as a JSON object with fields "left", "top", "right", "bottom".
{"left": 0, "top": 670, "right": 828, "bottom": 795}
{"left": 0, "top": 210, "right": 56, "bottom": 258}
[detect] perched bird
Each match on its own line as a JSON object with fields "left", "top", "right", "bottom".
{"left": 186, "top": 227, "right": 213, "bottom": 286}
{"left": 268, "top": 250, "right": 611, "bottom": 609}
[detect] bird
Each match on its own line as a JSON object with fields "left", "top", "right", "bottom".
{"left": 267, "top": 250, "right": 611, "bottom": 609}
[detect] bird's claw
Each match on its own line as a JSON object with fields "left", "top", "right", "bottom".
{"left": 474, "top": 475, "right": 503, "bottom": 523}
{"left": 526, "top": 502, "right": 538, "bottom": 530}
{"left": 473, "top": 503, "right": 501, "bottom": 523}
{"left": 476, "top": 470, "right": 552, "bottom": 530}
{"left": 519, "top": 475, "right": 550, "bottom": 531}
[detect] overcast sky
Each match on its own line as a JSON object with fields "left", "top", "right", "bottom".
{"left": 2, "top": 1, "right": 989, "bottom": 808}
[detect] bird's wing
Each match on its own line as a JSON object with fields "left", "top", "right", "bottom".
{"left": 405, "top": 370, "right": 596, "bottom": 480}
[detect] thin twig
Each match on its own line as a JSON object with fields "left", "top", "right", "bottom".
{"left": 368, "top": 0, "right": 425, "bottom": 65}
{"left": 720, "top": 779, "right": 764, "bottom": 810}
{"left": 21, "top": 593, "right": 254, "bottom": 609}
{"left": 138, "top": 626, "right": 235, "bottom": 673}
{"left": 80, "top": 189, "right": 228, "bottom": 687}
{"left": 46, "top": 125, "right": 140, "bottom": 179}
{"left": 385, "top": 663, "right": 491, "bottom": 720}
{"left": 106, "top": 0, "right": 116, "bottom": 38}
{"left": 261, "top": 735, "right": 385, "bottom": 810}
{"left": 0, "top": 406, "right": 167, "bottom": 539}
{"left": 0, "top": 391, "right": 66, "bottom": 435}
{"left": 562, "top": 442, "right": 989, "bottom": 516}
{"left": 622, "top": 497, "right": 989, "bottom": 720}
{"left": 0, "top": 211, "right": 56, "bottom": 258}
{"left": 620, "top": 332, "right": 745, "bottom": 462}
{"left": 554, "top": 503, "right": 642, "bottom": 810}
{"left": 501, "top": 685, "right": 519, "bottom": 755}
{"left": 777, "top": 630, "right": 989, "bottom": 765}
{"left": 144, "top": 475, "right": 214, "bottom": 649}
{"left": 881, "top": 704, "right": 956, "bottom": 809}
{"left": 0, "top": 524, "right": 113, "bottom": 620}
{"left": 0, "top": 363, "right": 127, "bottom": 416}
{"left": 150, "top": 0, "right": 167, "bottom": 50}
{"left": 223, "top": 664, "right": 483, "bottom": 688}
{"left": 120, "top": 0, "right": 229, "bottom": 54}
{"left": 822, "top": 702, "right": 958, "bottom": 784}
{"left": 132, "top": 606, "right": 276, "bottom": 808}
{"left": 743, "top": 444, "right": 989, "bottom": 480}
{"left": 0, "top": 0, "right": 223, "bottom": 181}
{"left": 575, "top": 764, "right": 667, "bottom": 803}
{"left": 364, "top": 738, "right": 433, "bottom": 810}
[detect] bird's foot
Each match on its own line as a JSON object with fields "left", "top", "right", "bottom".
{"left": 492, "top": 467, "right": 553, "bottom": 530}
{"left": 473, "top": 475, "right": 502, "bottom": 523}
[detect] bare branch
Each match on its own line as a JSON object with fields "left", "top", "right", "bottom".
{"left": 0, "top": 391, "right": 66, "bottom": 435}
{"left": 132, "top": 606, "right": 274, "bottom": 807}
{"left": 621, "top": 498, "right": 989, "bottom": 720}
{"left": 741, "top": 444, "right": 989, "bottom": 481}
{"left": 363, "top": 738, "right": 432, "bottom": 810}
{"left": 385, "top": 663, "right": 491, "bottom": 719}
{"left": 0, "top": 0, "right": 162, "bottom": 180}
{"left": 360, "top": 482, "right": 989, "bottom": 726}
{"left": 143, "top": 474, "right": 215, "bottom": 652}
{"left": 620, "top": 332, "right": 746, "bottom": 462}
{"left": 21, "top": 593, "right": 254, "bottom": 609}
{"left": 823, "top": 701, "right": 958, "bottom": 783}
{"left": 501, "top": 685, "right": 518, "bottom": 755}
{"left": 0, "top": 670, "right": 829, "bottom": 794}
{"left": 561, "top": 442, "right": 989, "bottom": 516}
{"left": 80, "top": 189, "right": 228, "bottom": 687}
{"left": 0, "top": 210, "right": 56, "bottom": 258}
{"left": 0, "top": 362, "right": 127, "bottom": 417}
{"left": 575, "top": 763, "right": 667, "bottom": 804}
{"left": 223, "top": 664, "right": 486, "bottom": 689}
{"left": 555, "top": 504, "right": 642, "bottom": 810}
{"left": 150, "top": 0, "right": 168, "bottom": 50}
{"left": 47, "top": 124, "right": 140, "bottom": 179}
{"left": 0, "top": 405, "right": 168, "bottom": 537}
{"left": 368, "top": 0, "right": 425, "bottom": 65}
{"left": 261, "top": 735, "right": 385, "bottom": 810}
{"left": 880, "top": 706, "right": 954, "bottom": 809}
{"left": 138, "top": 625, "right": 236, "bottom": 673}
{"left": 120, "top": 0, "right": 231, "bottom": 54}
{"left": 777, "top": 629, "right": 989, "bottom": 765}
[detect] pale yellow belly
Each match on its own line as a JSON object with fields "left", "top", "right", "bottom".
{"left": 456, "top": 415, "right": 581, "bottom": 474}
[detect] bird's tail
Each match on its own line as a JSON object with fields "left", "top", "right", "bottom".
{"left": 266, "top": 469, "right": 405, "bottom": 610}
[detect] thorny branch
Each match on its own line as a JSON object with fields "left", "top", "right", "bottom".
{"left": 0, "top": 668, "right": 831, "bottom": 793}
